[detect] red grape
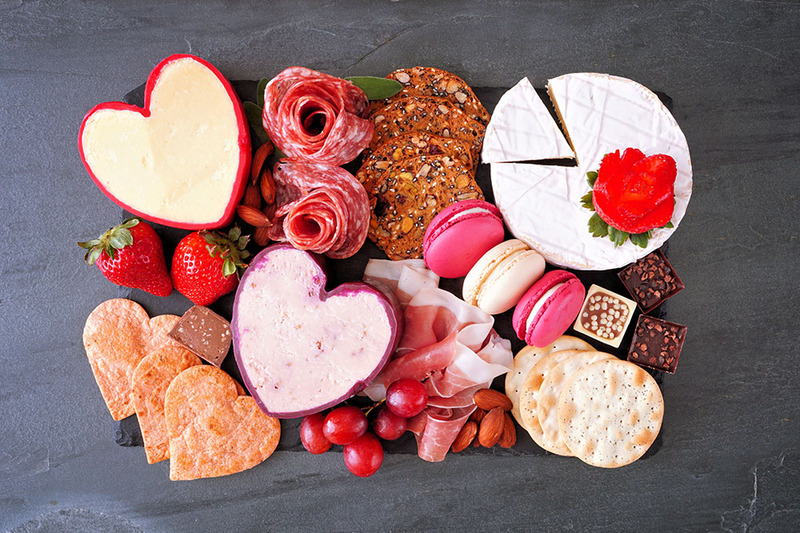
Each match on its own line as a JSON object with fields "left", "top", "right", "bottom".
{"left": 385, "top": 378, "right": 428, "bottom": 418}
{"left": 300, "top": 412, "right": 331, "bottom": 454}
{"left": 372, "top": 405, "right": 407, "bottom": 441}
{"left": 322, "top": 405, "right": 368, "bottom": 445}
{"left": 343, "top": 432, "right": 384, "bottom": 477}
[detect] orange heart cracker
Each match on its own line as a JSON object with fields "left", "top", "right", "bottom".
{"left": 83, "top": 299, "right": 151, "bottom": 420}
{"left": 132, "top": 346, "right": 201, "bottom": 464}
{"left": 164, "top": 365, "right": 281, "bottom": 481}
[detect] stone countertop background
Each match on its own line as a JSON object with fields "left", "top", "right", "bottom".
{"left": 1, "top": 1, "right": 798, "bottom": 531}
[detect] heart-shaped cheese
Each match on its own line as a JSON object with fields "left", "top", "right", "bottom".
{"left": 164, "top": 365, "right": 280, "bottom": 480}
{"left": 79, "top": 54, "right": 250, "bottom": 229}
{"left": 82, "top": 299, "right": 184, "bottom": 420}
{"left": 232, "top": 244, "right": 402, "bottom": 418}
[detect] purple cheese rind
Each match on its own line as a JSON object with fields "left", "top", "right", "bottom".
{"left": 232, "top": 244, "right": 401, "bottom": 419}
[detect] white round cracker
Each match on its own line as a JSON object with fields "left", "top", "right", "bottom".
{"left": 557, "top": 359, "right": 664, "bottom": 468}
{"left": 538, "top": 351, "right": 614, "bottom": 455}
{"left": 505, "top": 336, "right": 593, "bottom": 423}
{"left": 517, "top": 349, "right": 585, "bottom": 456}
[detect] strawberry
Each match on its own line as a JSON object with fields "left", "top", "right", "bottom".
{"left": 171, "top": 227, "right": 251, "bottom": 306}
{"left": 78, "top": 218, "right": 172, "bottom": 296}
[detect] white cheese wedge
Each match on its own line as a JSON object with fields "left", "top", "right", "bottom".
{"left": 80, "top": 56, "right": 246, "bottom": 228}
{"left": 481, "top": 77, "right": 574, "bottom": 164}
{"left": 491, "top": 73, "right": 692, "bottom": 270}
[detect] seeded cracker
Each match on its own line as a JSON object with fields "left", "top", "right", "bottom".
{"left": 164, "top": 365, "right": 280, "bottom": 481}
{"left": 369, "top": 155, "right": 482, "bottom": 260}
{"left": 357, "top": 132, "right": 475, "bottom": 196}
{"left": 366, "top": 96, "right": 485, "bottom": 162}
{"left": 371, "top": 66, "right": 491, "bottom": 125}
{"left": 132, "top": 346, "right": 201, "bottom": 464}
{"left": 557, "top": 359, "right": 664, "bottom": 468}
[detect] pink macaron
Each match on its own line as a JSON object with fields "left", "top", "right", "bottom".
{"left": 512, "top": 270, "right": 586, "bottom": 347}
{"left": 423, "top": 199, "right": 505, "bottom": 278}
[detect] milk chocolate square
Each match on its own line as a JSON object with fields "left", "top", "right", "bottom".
{"left": 168, "top": 306, "right": 232, "bottom": 367}
{"left": 627, "top": 315, "right": 687, "bottom": 374}
{"left": 572, "top": 284, "right": 637, "bottom": 348}
{"left": 618, "top": 249, "right": 684, "bottom": 313}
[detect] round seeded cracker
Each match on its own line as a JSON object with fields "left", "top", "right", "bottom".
{"left": 505, "top": 336, "right": 592, "bottom": 423}
{"left": 557, "top": 359, "right": 663, "bottom": 468}
{"left": 537, "top": 351, "right": 614, "bottom": 455}
{"left": 517, "top": 349, "right": 586, "bottom": 456}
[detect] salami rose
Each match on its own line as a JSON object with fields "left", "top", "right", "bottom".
{"left": 266, "top": 161, "right": 369, "bottom": 259}
{"left": 262, "top": 67, "right": 373, "bottom": 165}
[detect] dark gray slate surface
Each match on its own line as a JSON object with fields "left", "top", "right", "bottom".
{"left": 1, "top": 1, "right": 798, "bottom": 531}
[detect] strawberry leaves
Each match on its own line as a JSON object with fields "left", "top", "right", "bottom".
{"left": 201, "top": 226, "right": 251, "bottom": 279}
{"left": 79, "top": 217, "right": 141, "bottom": 264}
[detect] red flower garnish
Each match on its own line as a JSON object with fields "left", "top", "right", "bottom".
{"left": 592, "top": 148, "right": 677, "bottom": 235}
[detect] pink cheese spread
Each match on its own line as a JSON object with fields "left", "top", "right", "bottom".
{"left": 233, "top": 245, "right": 398, "bottom": 417}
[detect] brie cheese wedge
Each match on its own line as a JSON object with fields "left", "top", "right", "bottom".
{"left": 481, "top": 77, "right": 573, "bottom": 164}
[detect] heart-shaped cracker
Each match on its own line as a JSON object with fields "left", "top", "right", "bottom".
{"left": 83, "top": 298, "right": 182, "bottom": 420}
{"left": 78, "top": 54, "right": 250, "bottom": 229}
{"left": 164, "top": 365, "right": 281, "bottom": 481}
{"left": 132, "top": 346, "right": 201, "bottom": 464}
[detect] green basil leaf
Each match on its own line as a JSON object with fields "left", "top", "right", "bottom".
{"left": 586, "top": 171, "right": 598, "bottom": 187}
{"left": 608, "top": 226, "right": 629, "bottom": 247}
{"left": 345, "top": 76, "right": 403, "bottom": 100}
{"left": 629, "top": 232, "right": 650, "bottom": 248}
{"left": 243, "top": 101, "right": 269, "bottom": 144}
{"left": 256, "top": 77, "right": 269, "bottom": 108}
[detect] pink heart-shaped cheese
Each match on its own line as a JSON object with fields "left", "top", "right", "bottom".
{"left": 78, "top": 54, "right": 250, "bottom": 229}
{"left": 232, "top": 245, "right": 402, "bottom": 418}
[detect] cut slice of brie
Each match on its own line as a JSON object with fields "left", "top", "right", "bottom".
{"left": 481, "top": 77, "right": 574, "bottom": 164}
{"left": 490, "top": 73, "right": 692, "bottom": 270}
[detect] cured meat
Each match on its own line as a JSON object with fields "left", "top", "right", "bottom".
{"left": 262, "top": 67, "right": 373, "bottom": 165}
{"left": 266, "top": 161, "right": 369, "bottom": 259}
{"left": 362, "top": 259, "right": 513, "bottom": 462}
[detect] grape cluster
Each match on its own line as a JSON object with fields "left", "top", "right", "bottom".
{"left": 299, "top": 378, "right": 428, "bottom": 477}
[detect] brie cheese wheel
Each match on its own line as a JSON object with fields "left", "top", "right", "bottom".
{"left": 491, "top": 73, "right": 692, "bottom": 270}
{"left": 481, "top": 77, "right": 573, "bottom": 164}
{"left": 79, "top": 54, "right": 250, "bottom": 229}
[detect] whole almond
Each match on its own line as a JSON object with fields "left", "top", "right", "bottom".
{"left": 237, "top": 205, "right": 272, "bottom": 228}
{"left": 242, "top": 183, "right": 262, "bottom": 209}
{"left": 250, "top": 141, "right": 275, "bottom": 183}
{"left": 473, "top": 388, "right": 513, "bottom": 412}
{"left": 253, "top": 225, "right": 271, "bottom": 247}
{"left": 477, "top": 407, "right": 504, "bottom": 448}
{"left": 451, "top": 421, "right": 477, "bottom": 453}
{"left": 260, "top": 167, "right": 276, "bottom": 205}
{"left": 469, "top": 408, "right": 486, "bottom": 424}
{"left": 498, "top": 412, "right": 517, "bottom": 448}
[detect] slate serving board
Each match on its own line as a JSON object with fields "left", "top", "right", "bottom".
{"left": 112, "top": 80, "right": 672, "bottom": 459}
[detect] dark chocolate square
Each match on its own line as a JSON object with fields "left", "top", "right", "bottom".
{"left": 618, "top": 249, "right": 684, "bottom": 313}
{"left": 168, "top": 306, "right": 232, "bottom": 367}
{"left": 627, "top": 315, "right": 687, "bottom": 374}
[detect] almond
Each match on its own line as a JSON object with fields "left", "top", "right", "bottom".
{"left": 477, "top": 407, "right": 504, "bottom": 448}
{"left": 237, "top": 205, "right": 271, "bottom": 228}
{"left": 498, "top": 412, "right": 517, "bottom": 448}
{"left": 253, "top": 225, "right": 271, "bottom": 247}
{"left": 250, "top": 141, "right": 274, "bottom": 183}
{"left": 473, "top": 388, "right": 513, "bottom": 412}
{"left": 450, "top": 421, "right": 477, "bottom": 453}
{"left": 469, "top": 408, "right": 486, "bottom": 424}
{"left": 260, "top": 167, "right": 276, "bottom": 205}
{"left": 242, "top": 183, "right": 261, "bottom": 209}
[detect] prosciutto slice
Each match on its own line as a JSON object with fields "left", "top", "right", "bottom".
{"left": 262, "top": 67, "right": 373, "bottom": 165}
{"left": 266, "top": 161, "right": 369, "bottom": 259}
{"left": 363, "top": 259, "right": 513, "bottom": 462}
